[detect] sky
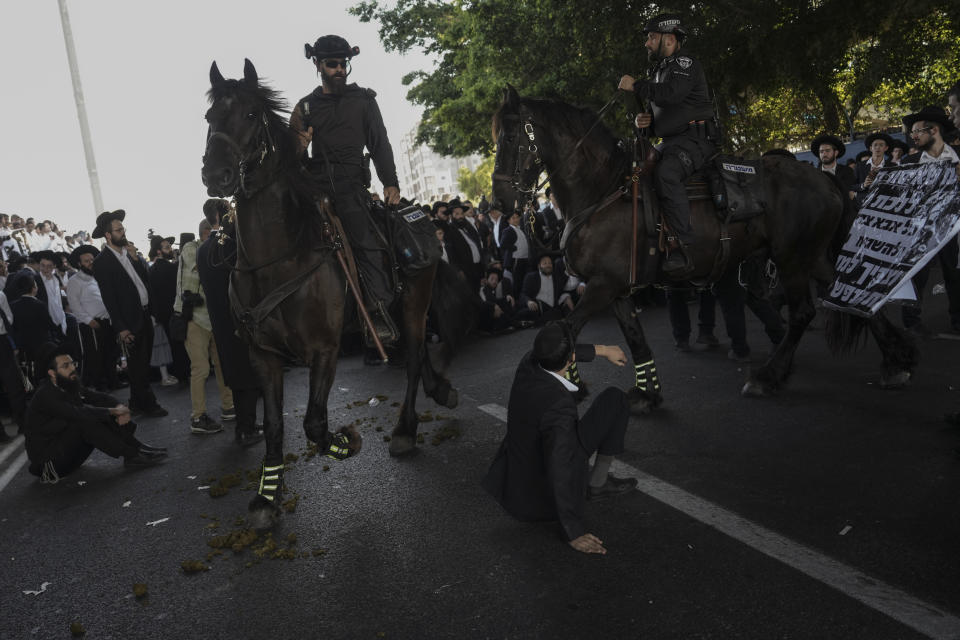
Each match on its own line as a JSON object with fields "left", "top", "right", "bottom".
{"left": 1, "top": 0, "right": 432, "bottom": 249}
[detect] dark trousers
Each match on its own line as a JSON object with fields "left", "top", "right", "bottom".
{"left": 234, "top": 386, "right": 261, "bottom": 435}
{"left": 667, "top": 287, "right": 716, "bottom": 342}
{"left": 331, "top": 183, "right": 394, "bottom": 307}
{"left": 578, "top": 387, "right": 630, "bottom": 456}
{"left": 30, "top": 417, "right": 140, "bottom": 477}
{"left": 79, "top": 320, "right": 121, "bottom": 390}
{"left": 902, "top": 240, "right": 960, "bottom": 328}
{"left": 126, "top": 312, "right": 158, "bottom": 410}
{"left": 655, "top": 135, "right": 715, "bottom": 244}
{"left": 160, "top": 317, "right": 190, "bottom": 382}
{"left": 0, "top": 336, "right": 26, "bottom": 430}
{"left": 509, "top": 258, "right": 530, "bottom": 298}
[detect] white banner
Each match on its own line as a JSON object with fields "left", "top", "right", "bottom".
{"left": 823, "top": 162, "right": 960, "bottom": 317}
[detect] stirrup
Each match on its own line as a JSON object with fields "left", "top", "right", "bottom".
{"left": 256, "top": 462, "right": 285, "bottom": 503}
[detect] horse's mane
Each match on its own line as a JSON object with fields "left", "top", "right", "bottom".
{"left": 207, "top": 78, "right": 327, "bottom": 251}
{"left": 492, "top": 97, "right": 623, "bottom": 170}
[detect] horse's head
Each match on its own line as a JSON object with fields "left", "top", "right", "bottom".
{"left": 202, "top": 59, "right": 284, "bottom": 198}
{"left": 491, "top": 85, "right": 544, "bottom": 214}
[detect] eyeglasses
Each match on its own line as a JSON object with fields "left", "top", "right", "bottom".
{"left": 323, "top": 59, "right": 347, "bottom": 70}
{"left": 910, "top": 126, "right": 933, "bottom": 137}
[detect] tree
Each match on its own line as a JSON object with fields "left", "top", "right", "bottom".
{"left": 457, "top": 155, "right": 494, "bottom": 200}
{"left": 352, "top": 1, "right": 960, "bottom": 156}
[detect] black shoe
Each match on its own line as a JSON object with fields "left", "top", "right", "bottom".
{"left": 139, "top": 444, "right": 167, "bottom": 454}
{"left": 663, "top": 250, "right": 694, "bottom": 276}
{"left": 143, "top": 405, "right": 169, "bottom": 418}
{"left": 696, "top": 333, "right": 720, "bottom": 348}
{"left": 124, "top": 450, "right": 167, "bottom": 468}
{"left": 727, "top": 348, "right": 751, "bottom": 363}
{"left": 674, "top": 339, "right": 691, "bottom": 352}
{"left": 191, "top": 413, "right": 223, "bottom": 435}
{"left": 587, "top": 474, "right": 638, "bottom": 500}
{"left": 365, "top": 302, "right": 399, "bottom": 346}
{"left": 235, "top": 428, "right": 264, "bottom": 449}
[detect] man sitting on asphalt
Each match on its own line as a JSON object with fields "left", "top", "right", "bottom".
{"left": 482, "top": 322, "right": 638, "bottom": 555}
{"left": 24, "top": 342, "right": 167, "bottom": 483}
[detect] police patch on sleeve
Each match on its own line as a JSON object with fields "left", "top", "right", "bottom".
{"left": 676, "top": 56, "right": 693, "bottom": 69}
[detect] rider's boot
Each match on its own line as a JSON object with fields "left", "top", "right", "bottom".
{"left": 663, "top": 242, "right": 695, "bottom": 276}
{"left": 366, "top": 299, "right": 400, "bottom": 347}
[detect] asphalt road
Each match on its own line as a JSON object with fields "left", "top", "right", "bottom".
{"left": 2, "top": 288, "right": 960, "bottom": 640}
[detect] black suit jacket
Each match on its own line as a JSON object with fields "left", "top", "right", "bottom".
{"left": 10, "top": 295, "right": 58, "bottom": 355}
{"left": 519, "top": 269, "right": 564, "bottom": 308}
{"left": 148, "top": 258, "right": 178, "bottom": 326}
{"left": 93, "top": 247, "right": 151, "bottom": 334}
{"left": 24, "top": 378, "right": 118, "bottom": 464}
{"left": 481, "top": 345, "right": 597, "bottom": 541}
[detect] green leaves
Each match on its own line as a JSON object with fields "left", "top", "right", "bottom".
{"left": 354, "top": 0, "right": 960, "bottom": 155}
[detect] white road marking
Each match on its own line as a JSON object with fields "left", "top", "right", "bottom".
{"left": 478, "top": 404, "right": 508, "bottom": 422}
{"left": 0, "top": 435, "right": 25, "bottom": 466}
{"left": 482, "top": 402, "right": 960, "bottom": 640}
{"left": 0, "top": 450, "right": 28, "bottom": 494}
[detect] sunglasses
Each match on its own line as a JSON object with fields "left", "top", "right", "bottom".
{"left": 323, "top": 59, "right": 348, "bottom": 70}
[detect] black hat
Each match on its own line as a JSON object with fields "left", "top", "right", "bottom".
{"left": 431, "top": 201, "right": 449, "bottom": 216}
{"left": 203, "top": 198, "right": 231, "bottom": 226}
{"left": 68, "top": 244, "right": 99, "bottom": 268}
{"left": 30, "top": 250, "right": 56, "bottom": 264}
{"left": 304, "top": 35, "right": 359, "bottom": 60}
{"left": 148, "top": 235, "right": 175, "bottom": 259}
{"left": 863, "top": 132, "right": 894, "bottom": 151}
{"left": 810, "top": 134, "right": 845, "bottom": 158}
{"left": 762, "top": 148, "right": 796, "bottom": 160}
{"left": 903, "top": 106, "right": 957, "bottom": 137}
{"left": 92, "top": 209, "right": 125, "bottom": 239}
{"left": 890, "top": 139, "right": 911, "bottom": 156}
{"left": 447, "top": 198, "right": 464, "bottom": 212}
{"left": 179, "top": 232, "right": 196, "bottom": 247}
{"left": 643, "top": 14, "right": 687, "bottom": 41}
{"left": 13, "top": 271, "right": 37, "bottom": 296}
{"left": 855, "top": 150, "right": 871, "bottom": 162}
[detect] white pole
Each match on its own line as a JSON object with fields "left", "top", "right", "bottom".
{"left": 57, "top": 0, "right": 104, "bottom": 215}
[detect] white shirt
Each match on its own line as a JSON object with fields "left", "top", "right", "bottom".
{"left": 491, "top": 216, "right": 504, "bottom": 248}
{"left": 42, "top": 273, "right": 67, "bottom": 333}
{"left": 66, "top": 270, "right": 109, "bottom": 325}
{"left": 536, "top": 271, "right": 555, "bottom": 308}
{"left": 0, "top": 291, "right": 12, "bottom": 336}
{"left": 821, "top": 164, "right": 837, "bottom": 175}
{"left": 919, "top": 144, "right": 960, "bottom": 164}
{"left": 509, "top": 224, "right": 529, "bottom": 259}
{"left": 107, "top": 245, "right": 149, "bottom": 306}
{"left": 544, "top": 367, "right": 578, "bottom": 392}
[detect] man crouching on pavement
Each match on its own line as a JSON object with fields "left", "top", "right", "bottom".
{"left": 482, "top": 322, "right": 638, "bottom": 554}
{"left": 25, "top": 342, "right": 167, "bottom": 483}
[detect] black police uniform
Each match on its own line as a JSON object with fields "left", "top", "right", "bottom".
{"left": 292, "top": 84, "right": 398, "bottom": 312}
{"left": 632, "top": 52, "right": 716, "bottom": 249}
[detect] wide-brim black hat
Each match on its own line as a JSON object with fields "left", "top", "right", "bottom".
{"left": 890, "top": 139, "right": 911, "bottom": 155}
{"left": 149, "top": 235, "right": 175, "bottom": 251}
{"left": 29, "top": 250, "right": 56, "bottom": 264}
{"left": 863, "top": 132, "right": 894, "bottom": 151}
{"left": 431, "top": 201, "right": 448, "bottom": 216}
{"left": 903, "top": 106, "right": 957, "bottom": 136}
{"left": 179, "top": 233, "right": 196, "bottom": 247}
{"left": 92, "top": 209, "right": 125, "bottom": 239}
{"left": 447, "top": 198, "right": 464, "bottom": 212}
{"left": 68, "top": 244, "right": 100, "bottom": 268}
{"left": 810, "top": 134, "right": 845, "bottom": 158}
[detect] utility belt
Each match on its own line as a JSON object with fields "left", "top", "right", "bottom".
{"left": 687, "top": 119, "right": 720, "bottom": 142}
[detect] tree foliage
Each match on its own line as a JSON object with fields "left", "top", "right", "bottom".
{"left": 457, "top": 154, "right": 494, "bottom": 200}
{"left": 351, "top": 0, "right": 960, "bottom": 156}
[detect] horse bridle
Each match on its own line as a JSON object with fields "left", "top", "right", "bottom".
{"left": 204, "top": 109, "right": 277, "bottom": 199}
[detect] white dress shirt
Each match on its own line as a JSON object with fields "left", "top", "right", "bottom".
{"left": 42, "top": 273, "right": 67, "bottom": 333}
{"left": 66, "top": 270, "right": 109, "bottom": 325}
{"left": 107, "top": 245, "right": 149, "bottom": 306}
{"left": 510, "top": 224, "right": 529, "bottom": 259}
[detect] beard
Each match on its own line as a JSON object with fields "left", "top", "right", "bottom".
{"left": 917, "top": 137, "right": 934, "bottom": 152}
{"left": 80, "top": 266, "right": 95, "bottom": 276}
{"left": 647, "top": 47, "right": 659, "bottom": 62}
{"left": 55, "top": 372, "right": 81, "bottom": 394}
{"left": 322, "top": 69, "right": 347, "bottom": 93}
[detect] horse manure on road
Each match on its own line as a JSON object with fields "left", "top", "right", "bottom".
{"left": 180, "top": 560, "right": 210, "bottom": 574}
{"left": 418, "top": 411, "right": 435, "bottom": 422}
{"left": 431, "top": 424, "right": 461, "bottom": 446}
{"left": 284, "top": 452, "right": 299, "bottom": 464}
{"left": 282, "top": 494, "right": 299, "bottom": 513}
{"left": 132, "top": 583, "right": 148, "bottom": 599}
{"left": 70, "top": 622, "right": 86, "bottom": 637}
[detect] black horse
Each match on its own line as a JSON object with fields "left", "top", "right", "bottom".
{"left": 201, "top": 59, "right": 467, "bottom": 528}
{"left": 492, "top": 86, "right": 916, "bottom": 405}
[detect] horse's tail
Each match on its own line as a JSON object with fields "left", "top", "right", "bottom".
{"left": 429, "top": 260, "right": 479, "bottom": 365}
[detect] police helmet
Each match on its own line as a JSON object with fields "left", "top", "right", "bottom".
{"left": 643, "top": 14, "right": 688, "bottom": 41}
{"left": 304, "top": 35, "right": 360, "bottom": 61}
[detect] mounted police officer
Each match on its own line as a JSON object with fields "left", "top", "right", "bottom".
{"left": 290, "top": 34, "right": 400, "bottom": 344}
{"left": 618, "top": 13, "right": 718, "bottom": 276}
